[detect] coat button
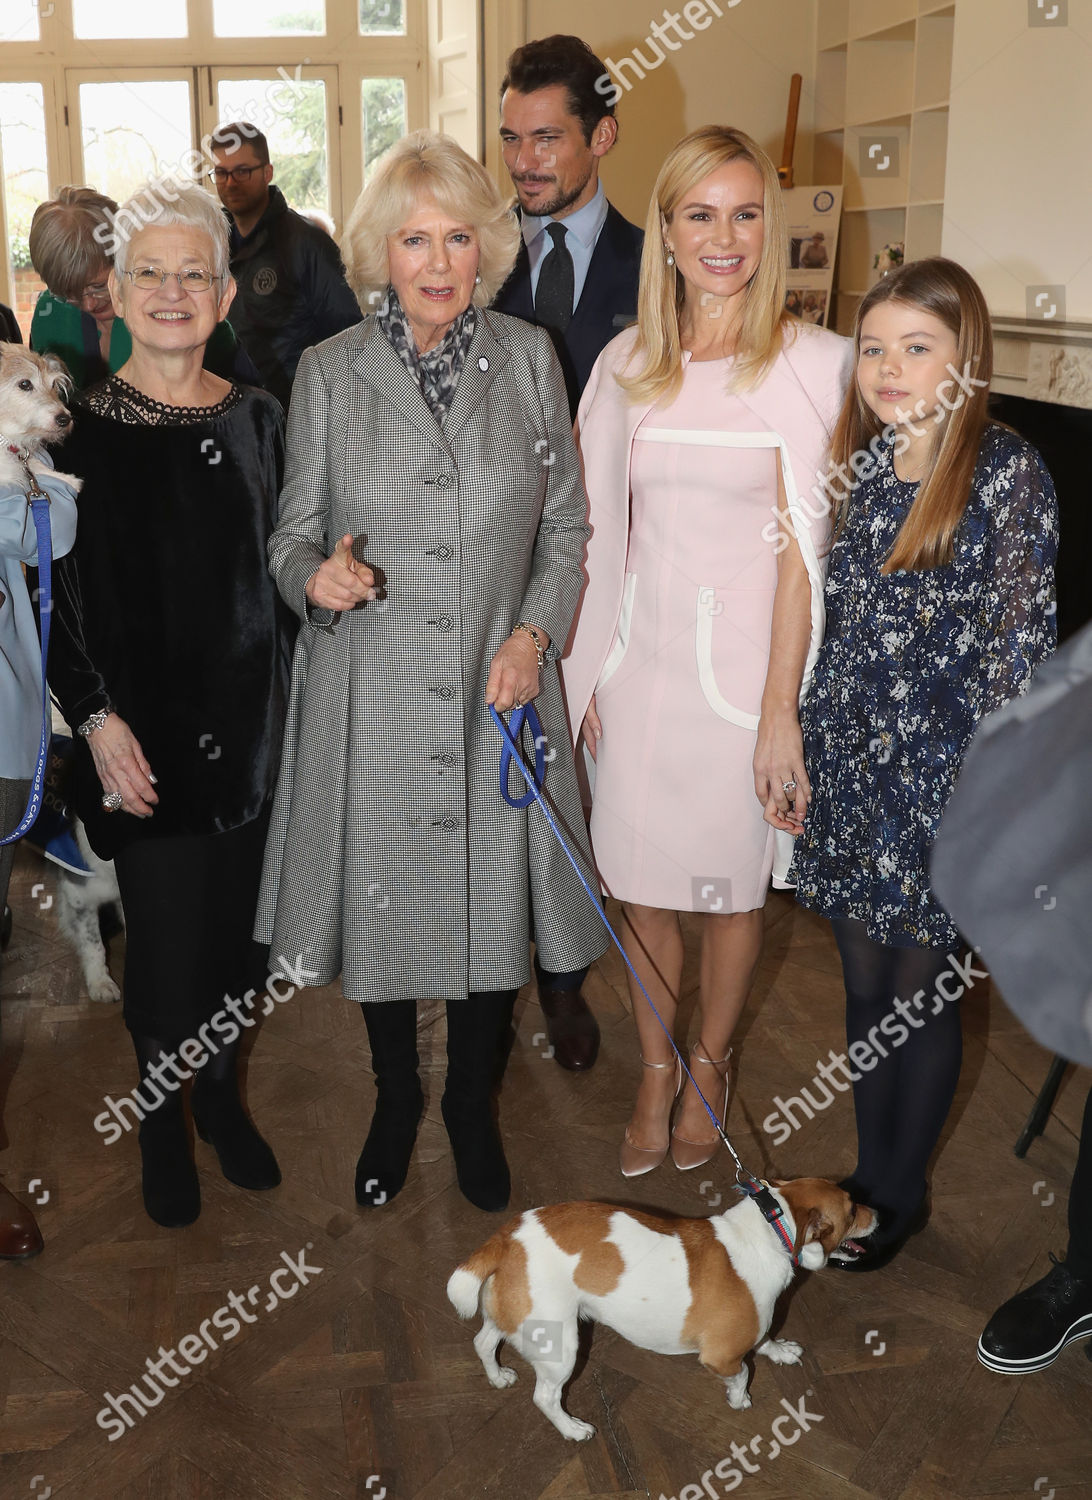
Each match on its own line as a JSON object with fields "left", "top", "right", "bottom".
{"left": 434, "top": 473, "right": 453, "bottom": 488}
{"left": 430, "top": 684, "right": 455, "bottom": 700}
{"left": 435, "top": 614, "right": 453, "bottom": 632}
{"left": 429, "top": 544, "right": 452, "bottom": 560}
{"left": 442, "top": 817, "right": 458, "bottom": 830}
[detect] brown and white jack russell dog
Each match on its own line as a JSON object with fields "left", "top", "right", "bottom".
{"left": 448, "top": 1177, "right": 876, "bottom": 1441}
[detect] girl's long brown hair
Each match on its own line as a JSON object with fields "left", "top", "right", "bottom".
{"left": 831, "top": 257, "right": 993, "bottom": 572}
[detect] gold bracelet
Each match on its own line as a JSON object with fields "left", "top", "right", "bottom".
{"left": 512, "top": 621, "right": 546, "bottom": 670}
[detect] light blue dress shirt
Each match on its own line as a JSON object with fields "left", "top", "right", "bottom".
{"left": 522, "top": 181, "right": 609, "bottom": 314}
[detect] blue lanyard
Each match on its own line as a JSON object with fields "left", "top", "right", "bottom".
{"left": 1, "top": 486, "right": 54, "bottom": 846}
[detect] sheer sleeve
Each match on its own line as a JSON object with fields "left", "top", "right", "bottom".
{"left": 47, "top": 548, "right": 112, "bottom": 730}
{"left": 977, "top": 440, "right": 1059, "bottom": 720}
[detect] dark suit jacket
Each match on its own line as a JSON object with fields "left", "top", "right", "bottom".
{"left": 492, "top": 201, "right": 644, "bottom": 417}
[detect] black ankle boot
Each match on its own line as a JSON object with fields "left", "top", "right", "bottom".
{"left": 440, "top": 1093, "right": 511, "bottom": 1212}
{"left": 441, "top": 990, "right": 517, "bottom": 1212}
{"left": 192, "top": 1079, "right": 281, "bottom": 1191}
{"left": 356, "top": 999, "right": 424, "bottom": 1207}
{"left": 355, "top": 1083, "right": 425, "bottom": 1207}
{"left": 138, "top": 1112, "right": 200, "bottom": 1228}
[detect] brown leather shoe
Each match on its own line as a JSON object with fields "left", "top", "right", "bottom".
{"left": 0, "top": 1182, "right": 44, "bottom": 1260}
{"left": 538, "top": 989, "right": 600, "bottom": 1071}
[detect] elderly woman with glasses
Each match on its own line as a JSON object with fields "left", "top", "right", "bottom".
{"left": 255, "top": 130, "right": 607, "bottom": 1214}
{"left": 47, "top": 181, "right": 294, "bottom": 1230}
{"left": 29, "top": 185, "right": 256, "bottom": 389}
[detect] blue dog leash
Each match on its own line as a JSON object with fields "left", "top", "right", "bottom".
{"left": 1, "top": 455, "right": 54, "bottom": 846}
{"left": 490, "top": 704, "right": 798, "bottom": 1264}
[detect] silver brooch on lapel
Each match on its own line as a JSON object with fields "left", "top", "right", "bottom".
{"left": 478, "top": 357, "right": 489, "bottom": 371}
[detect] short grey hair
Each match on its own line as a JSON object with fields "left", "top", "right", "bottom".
{"left": 112, "top": 179, "right": 231, "bottom": 283}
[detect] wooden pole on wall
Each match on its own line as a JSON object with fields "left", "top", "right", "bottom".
{"left": 778, "top": 73, "right": 802, "bottom": 188}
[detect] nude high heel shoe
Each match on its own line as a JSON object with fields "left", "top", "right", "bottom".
{"left": 670, "top": 1043, "right": 733, "bottom": 1171}
{"left": 619, "top": 1055, "right": 683, "bottom": 1179}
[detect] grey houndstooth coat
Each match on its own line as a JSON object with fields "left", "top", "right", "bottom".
{"left": 254, "top": 308, "right": 608, "bottom": 1002}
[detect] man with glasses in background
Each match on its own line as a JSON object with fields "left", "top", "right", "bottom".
{"left": 210, "top": 123, "right": 361, "bottom": 409}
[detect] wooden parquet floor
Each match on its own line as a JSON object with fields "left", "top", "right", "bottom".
{"left": 1, "top": 843, "right": 1089, "bottom": 1500}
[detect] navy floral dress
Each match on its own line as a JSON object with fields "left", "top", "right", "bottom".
{"left": 789, "top": 423, "right": 1059, "bottom": 948}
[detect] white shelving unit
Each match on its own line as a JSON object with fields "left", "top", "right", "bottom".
{"left": 812, "top": 0, "right": 956, "bottom": 334}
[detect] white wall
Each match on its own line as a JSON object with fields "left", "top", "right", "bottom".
{"left": 499, "top": 0, "right": 819, "bottom": 225}
{"left": 944, "top": 0, "right": 1092, "bottom": 324}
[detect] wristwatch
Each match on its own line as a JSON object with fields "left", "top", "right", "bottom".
{"left": 512, "top": 621, "right": 547, "bottom": 671}
{"left": 77, "top": 708, "right": 113, "bottom": 737}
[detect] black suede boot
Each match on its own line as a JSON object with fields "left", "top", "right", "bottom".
{"left": 441, "top": 989, "right": 517, "bottom": 1212}
{"left": 132, "top": 1034, "right": 200, "bottom": 1228}
{"left": 355, "top": 999, "right": 425, "bottom": 1207}
{"left": 191, "top": 1037, "right": 281, "bottom": 1191}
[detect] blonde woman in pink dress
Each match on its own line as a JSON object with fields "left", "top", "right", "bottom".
{"left": 563, "top": 126, "right": 851, "bottom": 1177}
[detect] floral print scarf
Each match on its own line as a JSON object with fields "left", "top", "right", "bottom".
{"left": 375, "top": 285, "right": 477, "bottom": 424}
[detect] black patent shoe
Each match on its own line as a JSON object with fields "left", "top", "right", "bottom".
{"left": 138, "top": 1116, "right": 201, "bottom": 1228}
{"left": 978, "top": 1254, "right": 1092, "bottom": 1373}
{"left": 829, "top": 1196, "right": 929, "bottom": 1273}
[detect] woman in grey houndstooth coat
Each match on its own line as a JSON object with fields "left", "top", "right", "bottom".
{"left": 255, "top": 132, "right": 607, "bottom": 1213}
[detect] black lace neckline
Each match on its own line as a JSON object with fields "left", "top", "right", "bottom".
{"left": 84, "top": 373, "right": 243, "bottom": 426}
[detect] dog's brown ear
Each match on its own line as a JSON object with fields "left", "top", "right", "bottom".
{"left": 792, "top": 1207, "right": 834, "bottom": 1257}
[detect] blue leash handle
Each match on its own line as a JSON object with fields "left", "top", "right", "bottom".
{"left": 489, "top": 703, "right": 754, "bottom": 1184}
{"left": 1, "top": 491, "right": 53, "bottom": 846}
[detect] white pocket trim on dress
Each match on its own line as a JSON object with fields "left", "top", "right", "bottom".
{"left": 694, "top": 586, "right": 761, "bottom": 731}
{"left": 595, "top": 570, "right": 638, "bottom": 691}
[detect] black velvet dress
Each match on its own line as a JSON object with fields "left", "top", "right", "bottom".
{"left": 49, "top": 375, "right": 295, "bottom": 1037}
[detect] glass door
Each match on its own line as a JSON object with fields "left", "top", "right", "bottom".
{"left": 66, "top": 68, "right": 196, "bottom": 207}
{"left": 201, "top": 66, "right": 343, "bottom": 232}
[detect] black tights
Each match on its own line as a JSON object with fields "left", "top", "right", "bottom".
{"left": 832, "top": 917, "right": 965, "bottom": 1240}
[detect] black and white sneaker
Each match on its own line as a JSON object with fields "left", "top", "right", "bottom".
{"left": 977, "top": 1255, "right": 1092, "bottom": 1373}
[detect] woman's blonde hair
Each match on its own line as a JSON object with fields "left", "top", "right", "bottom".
{"left": 619, "top": 125, "right": 792, "bottom": 405}
{"left": 344, "top": 130, "right": 520, "bottom": 308}
{"left": 831, "top": 256, "right": 993, "bottom": 573}
{"left": 29, "top": 186, "right": 118, "bottom": 301}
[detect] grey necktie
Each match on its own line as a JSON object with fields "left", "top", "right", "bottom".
{"left": 534, "top": 221, "right": 575, "bottom": 335}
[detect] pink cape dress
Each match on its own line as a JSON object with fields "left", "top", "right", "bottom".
{"left": 562, "top": 322, "right": 852, "bottom": 913}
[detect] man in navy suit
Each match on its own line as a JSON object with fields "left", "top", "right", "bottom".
{"left": 495, "top": 34, "right": 644, "bottom": 421}
{"left": 494, "top": 35, "right": 644, "bottom": 1071}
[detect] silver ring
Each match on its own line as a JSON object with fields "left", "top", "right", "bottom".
{"left": 782, "top": 779, "right": 797, "bottom": 794}
{"left": 102, "top": 791, "right": 124, "bottom": 812}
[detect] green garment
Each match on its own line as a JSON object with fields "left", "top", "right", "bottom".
{"left": 29, "top": 289, "right": 243, "bottom": 389}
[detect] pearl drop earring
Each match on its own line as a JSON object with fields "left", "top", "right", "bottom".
{"left": 666, "top": 250, "right": 675, "bottom": 266}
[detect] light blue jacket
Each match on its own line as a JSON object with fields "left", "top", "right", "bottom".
{"left": 1, "top": 454, "right": 78, "bottom": 780}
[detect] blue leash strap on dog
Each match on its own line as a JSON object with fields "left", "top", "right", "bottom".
{"left": 490, "top": 705, "right": 800, "bottom": 1264}
{"left": 1, "top": 471, "right": 53, "bottom": 846}
{"left": 490, "top": 703, "right": 753, "bottom": 1181}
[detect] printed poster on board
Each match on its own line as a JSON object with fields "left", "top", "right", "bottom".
{"left": 782, "top": 186, "right": 842, "bottom": 330}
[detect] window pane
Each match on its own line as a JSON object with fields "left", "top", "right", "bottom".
{"left": 0, "top": 0, "right": 39, "bottom": 42}
{"left": 0, "top": 82, "right": 49, "bottom": 337}
{"left": 80, "top": 81, "right": 194, "bottom": 205}
{"left": 359, "top": 0, "right": 404, "bottom": 36}
{"left": 73, "top": 0, "right": 186, "bottom": 38}
{"left": 217, "top": 79, "right": 330, "bottom": 216}
{"left": 361, "top": 78, "right": 407, "bottom": 180}
{"left": 213, "top": 0, "right": 323, "bottom": 37}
